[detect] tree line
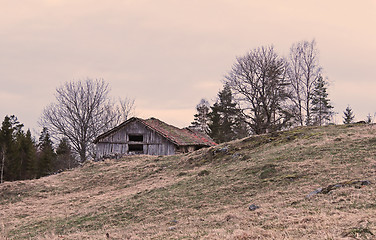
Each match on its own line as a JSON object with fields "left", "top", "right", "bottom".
{"left": 1, "top": 79, "right": 135, "bottom": 182}
{"left": 0, "top": 41, "right": 371, "bottom": 182}
{"left": 0, "top": 115, "right": 76, "bottom": 183}
{"left": 191, "top": 40, "right": 335, "bottom": 143}
{"left": 193, "top": 40, "right": 374, "bottom": 144}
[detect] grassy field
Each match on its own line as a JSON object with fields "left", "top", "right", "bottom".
{"left": 1, "top": 124, "right": 376, "bottom": 239}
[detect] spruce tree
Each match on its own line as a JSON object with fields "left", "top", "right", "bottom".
{"left": 54, "top": 138, "right": 77, "bottom": 171}
{"left": 343, "top": 106, "right": 355, "bottom": 124}
{"left": 16, "top": 130, "right": 37, "bottom": 179}
{"left": 311, "top": 76, "right": 333, "bottom": 126}
{"left": 37, "top": 127, "right": 55, "bottom": 177}
{"left": 206, "top": 106, "right": 222, "bottom": 143}
{"left": 0, "top": 115, "right": 23, "bottom": 181}
{"left": 209, "top": 102, "right": 226, "bottom": 143}
{"left": 208, "top": 85, "right": 248, "bottom": 143}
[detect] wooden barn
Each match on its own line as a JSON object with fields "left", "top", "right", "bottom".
{"left": 94, "top": 117, "right": 217, "bottom": 159}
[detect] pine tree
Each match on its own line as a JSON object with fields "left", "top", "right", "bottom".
{"left": 208, "top": 103, "right": 223, "bottom": 142}
{"left": 311, "top": 76, "right": 333, "bottom": 126}
{"left": 343, "top": 106, "right": 355, "bottom": 124}
{"left": 0, "top": 115, "right": 24, "bottom": 182}
{"left": 54, "top": 138, "right": 77, "bottom": 171}
{"left": 16, "top": 130, "right": 37, "bottom": 179}
{"left": 208, "top": 85, "right": 248, "bottom": 143}
{"left": 37, "top": 127, "right": 55, "bottom": 178}
{"left": 190, "top": 99, "right": 210, "bottom": 133}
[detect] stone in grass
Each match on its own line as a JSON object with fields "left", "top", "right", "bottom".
{"left": 170, "top": 219, "right": 178, "bottom": 224}
{"left": 198, "top": 170, "right": 210, "bottom": 176}
{"left": 249, "top": 204, "right": 260, "bottom": 211}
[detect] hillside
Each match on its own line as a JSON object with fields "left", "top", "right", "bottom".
{"left": 1, "top": 124, "right": 376, "bottom": 239}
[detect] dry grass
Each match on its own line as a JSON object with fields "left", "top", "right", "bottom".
{"left": 1, "top": 124, "right": 376, "bottom": 239}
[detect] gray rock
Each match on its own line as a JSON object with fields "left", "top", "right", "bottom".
{"left": 361, "top": 180, "right": 371, "bottom": 186}
{"left": 213, "top": 146, "right": 229, "bottom": 155}
{"left": 170, "top": 219, "right": 178, "bottom": 224}
{"left": 306, "top": 180, "right": 371, "bottom": 198}
{"left": 307, "top": 188, "right": 323, "bottom": 198}
{"left": 249, "top": 204, "right": 260, "bottom": 211}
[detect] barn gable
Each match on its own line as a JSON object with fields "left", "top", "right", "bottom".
{"left": 94, "top": 117, "right": 216, "bottom": 159}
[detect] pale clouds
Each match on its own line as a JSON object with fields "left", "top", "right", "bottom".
{"left": 0, "top": 0, "right": 375, "bottom": 131}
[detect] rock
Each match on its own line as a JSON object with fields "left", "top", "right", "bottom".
{"left": 232, "top": 153, "right": 241, "bottom": 160}
{"left": 342, "top": 227, "right": 374, "bottom": 238}
{"left": 213, "top": 146, "right": 229, "bottom": 155}
{"left": 306, "top": 180, "right": 371, "bottom": 198}
{"left": 307, "top": 188, "right": 323, "bottom": 198}
{"left": 360, "top": 180, "right": 371, "bottom": 186}
{"left": 170, "top": 219, "right": 178, "bottom": 224}
{"left": 198, "top": 170, "right": 210, "bottom": 176}
{"left": 249, "top": 204, "right": 260, "bottom": 211}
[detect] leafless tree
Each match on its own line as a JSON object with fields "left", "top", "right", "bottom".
{"left": 40, "top": 79, "right": 135, "bottom": 162}
{"left": 117, "top": 97, "right": 135, "bottom": 123}
{"left": 288, "top": 40, "right": 322, "bottom": 125}
{"left": 191, "top": 99, "right": 211, "bottom": 133}
{"left": 225, "top": 46, "right": 292, "bottom": 134}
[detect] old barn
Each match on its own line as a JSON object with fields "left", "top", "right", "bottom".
{"left": 94, "top": 117, "right": 217, "bottom": 159}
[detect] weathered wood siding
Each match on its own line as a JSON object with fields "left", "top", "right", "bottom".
{"left": 96, "top": 120, "right": 176, "bottom": 159}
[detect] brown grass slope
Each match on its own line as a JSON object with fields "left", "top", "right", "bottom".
{"left": 1, "top": 124, "right": 376, "bottom": 240}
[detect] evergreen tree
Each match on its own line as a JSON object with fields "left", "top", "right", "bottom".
{"left": 37, "top": 127, "right": 55, "bottom": 178}
{"left": 0, "top": 115, "right": 24, "bottom": 182}
{"left": 54, "top": 137, "right": 77, "bottom": 171}
{"left": 208, "top": 105, "right": 222, "bottom": 142}
{"left": 343, "top": 106, "right": 355, "bottom": 124}
{"left": 311, "top": 76, "right": 333, "bottom": 126}
{"left": 17, "top": 130, "right": 37, "bottom": 179}
{"left": 208, "top": 85, "right": 248, "bottom": 143}
{"left": 190, "top": 99, "right": 210, "bottom": 133}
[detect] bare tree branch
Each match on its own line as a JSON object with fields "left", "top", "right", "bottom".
{"left": 288, "top": 40, "right": 322, "bottom": 125}
{"left": 224, "top": 46, "right": 293, "bottom": 134}
{"left": 40, "top": 78, "right": 135, "bottom": 162}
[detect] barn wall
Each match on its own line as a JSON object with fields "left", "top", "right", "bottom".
{"left": 96, "top": 120, "right": 177, "bottom": 159}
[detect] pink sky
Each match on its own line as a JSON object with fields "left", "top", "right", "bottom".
{"left": 1, "top": 0, "right": 375, "bottom": 132}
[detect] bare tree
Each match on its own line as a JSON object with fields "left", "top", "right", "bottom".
{"left": 225, "top": 46, "right": 292, "bottom": 134}
{"left": 366, "top": 113, "right": 373, "bottom": 124}
{"left": 288, "top": 40, "right": 322, "bottom": 125}
{"left": 287, "top": 43, "right": 304, "bottom": 125}
{"left": 117, "top": 97, "right": 135, "bottom": 123}
{"left": 190, "top": 99, "right": 211, "bottom": 133}
{"left": 40, "top": 79, "right": 135, "bottom": 162}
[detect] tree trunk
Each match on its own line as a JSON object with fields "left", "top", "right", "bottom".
{"left": 79, "top": 143, "right": 86, "bottom": 163}
{"left": 1, "top": 147, "right": 5, "bottom": 184}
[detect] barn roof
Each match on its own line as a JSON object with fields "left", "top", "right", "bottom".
{"left": 94, "top": 117, "right": 217, "bottom": 147}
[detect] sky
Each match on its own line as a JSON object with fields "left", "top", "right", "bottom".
{"left": 1, "top": 0, "right": 375, "bottom": 135}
